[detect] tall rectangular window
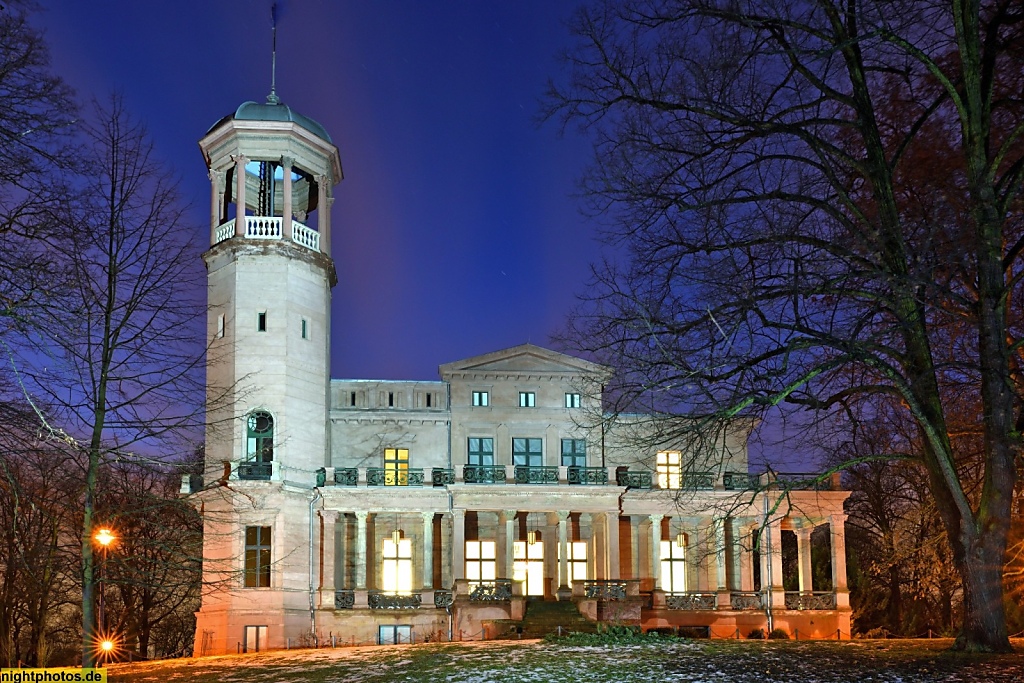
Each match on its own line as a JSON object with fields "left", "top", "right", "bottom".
{"left": 384, "top": 448, "right": 409, "bottom": 486}
{"left": 513, "top": 438, "right": 543, "bottom": 467}
{"left": 519, "top": 391, "right": 536, "bottom": 407}
{"left": 565, "top": 393, "right": 581, "bottom": 408}
{"left": 657, "top": 451, "right": 681, "bottom": 490}
{"left": 257, "top": 311, "right": 267, "bottom": 332}
{"left": 660, "top": 538, "right": 687, "bottom": 593}
{"left": 561, "top": 439, "right": 587, "bottom": 468}
{"left": 558, "top": 541, "right": 588, "bottom": 587}
{"left": 468, "top": 438, "right": 494, "bottom": 466}
{"left": 244, "top": 526, "right": 271, "bottom": 588}
{"left": 465, "top": 540, "right": 496, "bottom": 586}
{"left": 382, "top": 536, "right": 413, "bottom": 594}
{"left": 472, "top": 390, "right": 489, "bottom": 407}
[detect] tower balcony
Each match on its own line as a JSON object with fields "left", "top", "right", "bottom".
{"left": 213, "top": 216, "right": 321, "bottom": 253}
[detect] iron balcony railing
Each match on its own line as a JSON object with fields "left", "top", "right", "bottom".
{"left": 616, "top": 470, "right": 653, "bottom": 489}
{"left": 368, "top": 591, "right": 422, "bottom": 610}
{"left": 463, "top": 465, "right": 505, "bottom": 484}
{"left": 334, "top": 467, "right": 358, "bottom": 486}
{"left": 723, "top": 472, "right": 760, "bottom": 491}
{"left": 431, "top": 468, "right": 456, "bottom": 486}
{"left": 433, "top": 589, "right": 453, "bottom": 608}
{"left": 582, "top": 580, "right": 628, "bottom": 600}
{"left": 688, "top": 472, "right": 716, "bottom": 490}
{"left": 729, "top": 591, "right": 763, "bottom": 610}
{"left": 335, "top": 590, "right": 355, "bottom": 609}
{"left": 237, "top": 462, "right": 272, "bottom": 480}
{"left": 468, "top": 580, "right": 513, "bottom": 602}
{"left": 567, "top": 466, "right": 608, "bottom": 485}
{"left": 366, "top": 467, "right": 424, "bottom": 486}
{"left": 784, "top": 591, "right": 837, "bottom": 610}
{"left": 666, "top": 592, "right": 718, "bottom": 610}
{"left": 776, "top": 473, "right": 837, "bottom": 491}
{"left": 514, "top": 465, "right": 558, "bottom": 485}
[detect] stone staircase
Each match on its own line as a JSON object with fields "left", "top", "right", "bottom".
{"left": 492, "top": 600, "right": 597, "bottom": 639}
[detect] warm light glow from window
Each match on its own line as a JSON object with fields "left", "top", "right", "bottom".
{"left": 656, "top": 451, "right": 681, "bottom": 489}
{"left": 660, "top": 539, "right": 687, "bottom": 593}
{"left": 465, "top": 541, "right": 496, "bottom": 585}
{"left": 558, "top": 541, "right": 588, "bottom": 587}
{"left": 382, "top": 538, "right": 413, "bottom": 593}
{"left": 513, "top": 540, "right": 544, "bottom": 596}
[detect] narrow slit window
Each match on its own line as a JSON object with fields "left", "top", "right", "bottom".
{"left": 216, "top": 314, "right": 225, "bottom": 339}
{"left": 388, "top": 392, "right": 394, "bottom": 407}
{"left": 301, "top": 318, "right": 308, "bottom": 339}
{"left": 350, "top": 391, "right": 357, "bottom": 407}
{"left": 257, "top": 311, "right": 267, "bottom": 332}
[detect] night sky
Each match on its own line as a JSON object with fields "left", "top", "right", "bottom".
{"left": 39, "top": 0, "right": 599, "bottom": 381}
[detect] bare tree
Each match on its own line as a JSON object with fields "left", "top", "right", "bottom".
{"left": 18, "top": 96, "right": 207, "bottom": 667}
{"left": 549, "top": 0, "right": 1024, "bottom": 651}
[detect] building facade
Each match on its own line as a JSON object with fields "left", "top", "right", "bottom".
{"left": 190, "top": 96, "right": 851, "bottom": 656}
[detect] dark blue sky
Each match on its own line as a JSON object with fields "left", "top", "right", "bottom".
{"left": 40, "top": 0, "right": 599, "bottom": 381}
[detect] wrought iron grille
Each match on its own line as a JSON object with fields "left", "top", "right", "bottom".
{"left": 582, "top": 580, "right": 628, "bottom": 600}
{"left": 722, "top": 472, "right": 760, "bottom": 491}
{"left": 463, "top": 465, "right": 505, "bottom": 484}
{"left": 431, "top": 468, "right": 456, "bottom": 486}
{"left": 335, "top": 590, "right": 355, "bottom": 609}
{"left": 776, "top": 473, "right": 835, "bottom": 491}
{"left": 729, "top": 592, "right": 763, "bottom": 610}
{"left": 514, "top": 466, "right": 558, "bottom": 485}
{"left": 687, "top": 472, "right": 716, "bottom": 490}
{"left": 567, "top": 466, "right": 608, "bottom": 485}
{"left": 666, "top": 592, "right": 718, "bottom": 610}
{"left": 434, "top": 590, "right": 453, "bottom": 608}
{"left": 367, "top": 467, "right": 424, "bottom": 486}
{"left": 315, "top": 468, "right": 326, "bottom": 487}
{"left": 468, "top": 580, "right": 513, "bottom": 602}
{"left": 784, "top": 591, "right": 837, "bottom": 610}
{"left": 368, "top": 592, "right": 422, "bottom": 609}
{"left": 334, "top": 468, "right": 358, "bottom": 486}
{"left": 238, "top": 462, "right": 272, "bottom": 480}
{"left": 615, "top": 470, "right": 653, "bottom": 489}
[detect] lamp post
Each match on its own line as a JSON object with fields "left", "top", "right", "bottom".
{"left": 94, "top": 528, "right": 116, "bottom": 658}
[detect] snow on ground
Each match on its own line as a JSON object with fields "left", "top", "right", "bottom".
{"left": 107, "top": 638, "right": 1024, "bottom": 683}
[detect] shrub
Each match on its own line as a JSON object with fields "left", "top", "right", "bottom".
{"left": 768, "top": 628, "right": 790, "bottom": 640}
{"left": 747, "top": 628, "right": 766, "bottom": 639}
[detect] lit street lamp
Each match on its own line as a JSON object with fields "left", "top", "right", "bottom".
{"left": 93, "top": 527, "right": 116, "bottom": 656}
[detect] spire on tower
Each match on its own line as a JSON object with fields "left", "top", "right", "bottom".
{"left": 267, "top": 3, "right": 280, "bottom": 105}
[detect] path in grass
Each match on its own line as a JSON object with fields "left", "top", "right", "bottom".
{"left": 107, "top": 638, "right": 1024, "bottom": 683}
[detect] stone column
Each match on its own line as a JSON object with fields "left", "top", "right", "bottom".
{"left": 354, "top": 511, "right": 368, "bottom": 590}
{"left": 233, "top": 154, "right": 247, "bottom": 236}
{"left": 557, "top": 510, "right": 570, "bottom": 594}
{"left": 319, "top": 510, "right": 338, "bottom": 608}
{"left": 714, "top": 517, "right": 730, "bottom": 608}
{"left": 316, "top": 174, "right": 331, "bottom": 255}
{"left": 796, "top": 525, "right": 814, "bottom": 593}
{"left": 502, "top": 510, "right": 516, "bottom": 580}
{"left": 452, "top": 509, "right": 466, "bottom": 581}
{"left": 422, "top": 512, "right": 434, "bottom": 589}
{"left": 650, "top": 514, "right": 664, "bottom": 589}
{"left": 830, "top": 514, "right": 849, "bottom": 608}
{"left": 628, "top": 516, "right": 640, "bottom": 579}
{"left": 606, "top": 513, "right": 621, "bottom": 579}
{"left": 208, "top": 169, "right": 221, "bottom": 242}
{"left": 767, "top": 518, "right": 785, "bottom": 609}
{"left": 281, "top": 156, "right": 294, "bottom": 241}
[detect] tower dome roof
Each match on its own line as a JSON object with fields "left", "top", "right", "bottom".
{"left": 208, "top": 99, "right": 332, "bottom": 143}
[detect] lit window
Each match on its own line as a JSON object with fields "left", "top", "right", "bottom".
{"left": 382, "top": 536, "right": 413, "bottom": 594}
{"left": 257, "top": 311, "right": 267, "bottom": 332}
{"left": 246, "top": 411, "right": 274, "bottom": 462}
{"left": 565, "top": 393, "right": 581, "bottom": 408}
{"left": 660, "top": 538, "right": 687, "bottom": 593}
{"left": 561, "top": 439, "right": 586, "bottom": 468}
{"left": 513, "top": 438, "right": 543, "bottom": 467}
{"left": 384, "top": 448, "right": 409, "bottom": 486}
{"left": 558, "top": 541, "right": 588, "bottom": 587}
{"left": 656, "top": 451, "right": 681, "bottom": 489}
{"left": 465, "top": 541, "right": 496, "bottom": 586}
{"left": 244, "top": 526, "right": 271, "bottom": 588}
{"left": 519, "top": 392, "right": 536, "bottom": 407}
{"left": 513, "top": 538, "right": 545, "bottom": 596}
{"left": 468, "top": 438, "right": 494, "bottom": 466}
{"left": 472, "top": 391, "right": 489, "bottom": 407}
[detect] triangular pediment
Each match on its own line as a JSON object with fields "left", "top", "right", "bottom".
{"left": 439, "top": 343, "right": 610, "bottom": 379}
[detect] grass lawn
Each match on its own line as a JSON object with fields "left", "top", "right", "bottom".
{"left": 106, "top": 638, "right": 1024, "bottom": 683}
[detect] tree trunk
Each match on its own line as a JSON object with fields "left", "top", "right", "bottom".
{"left": 954, "top": 529, "right": 1011, "bottom": 651}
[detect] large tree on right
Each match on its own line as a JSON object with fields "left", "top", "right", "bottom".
{"left": 549, "top": 0, "right": 1024, "bottom": 651}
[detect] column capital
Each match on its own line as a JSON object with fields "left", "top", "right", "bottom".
{"left": 354, "top": 510, "right": 369, "bottom": 522}
{"left": 421, "top": 511, "right": 435, "bottom": 523}
{"left": 795, "top": 526, "right": 813, "bottom": 540}
{"left": 830, "top": 513, "right": 848, "bottom": 526}
{"left": 280, "top": 154, "right": 294, "bottom": 169}
{"left": 557, "top": 510, "right": 570, "bottom": 521}
{"left": 452, "top": 508, "right": 466, "bottom": 519}
{"left": 232, "top": 153, "right": 248, "bottom": 166}
{"left": 319, "top": 509, "right": 340, "bottom": 523}
{"left": 502, "top": 509, "right": 517, "bottom": 520}
{"left": 649, "top": 513, "right": 664, "bottom": 524}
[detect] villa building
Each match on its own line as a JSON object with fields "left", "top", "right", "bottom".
{"left": 189, "top": 92, "right": 851, "bottom": 655}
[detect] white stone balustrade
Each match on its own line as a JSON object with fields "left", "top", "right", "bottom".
{"left": 213, "top": 215, "right": 322, "bottom": 253}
